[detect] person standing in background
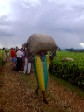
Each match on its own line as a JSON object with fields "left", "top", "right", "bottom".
{"left": 2, "top": 48, "right": 7, "bottom": 66}
{"left": 27, "top": 52, "right": 32, "bottom": 74}
{"left": 23, "top": 48, "right": 28, "bottom": 74}
{"left": 23, "top": 48, "right": 32, "bottom": 74}
{"left": 10, "top": 48, "right": 17, "bottom": 71}
{"left": 16, "top": 49, "right": 23, "bottom": 72}
{"left": 21, "top": 48, "right": 25, "bottom": 71}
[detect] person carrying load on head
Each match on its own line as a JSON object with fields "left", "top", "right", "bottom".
{"left": 27, "top": 34, "right": 58, "bottom": 104}
{"left": 34, "top": 50, "right": 56, "bottom": 104}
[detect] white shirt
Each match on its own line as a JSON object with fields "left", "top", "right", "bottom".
{"left": 16, "top": 50, "right": 23, "bottom": 58}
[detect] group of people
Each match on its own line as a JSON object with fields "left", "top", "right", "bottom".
{"left": 1, "top": 46, "right": 56, "bottom": 104}
{"left": 2, "top": 46, "right": 56, "bottom": 104}
{"left": 10, "top": 47, "right": 33, "bottom": 74}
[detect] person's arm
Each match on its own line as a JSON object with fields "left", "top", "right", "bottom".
{"left": 49, "top": 50, "right": 56, "bottom": 61}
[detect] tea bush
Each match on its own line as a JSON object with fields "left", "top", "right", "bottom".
{"left": 49, "top": 51, "right": 84, "bottom": 90}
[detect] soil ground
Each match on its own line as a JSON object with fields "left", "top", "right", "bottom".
{"left": 0, "top": 59, "right": 84, "bottom": 112}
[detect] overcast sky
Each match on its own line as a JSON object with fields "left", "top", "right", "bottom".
{"left": 0, "top": 0, "right": 84, "bottom": 49}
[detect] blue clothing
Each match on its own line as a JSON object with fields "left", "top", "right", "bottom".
{"left": 12, "top": 57, "right": 17, "bottom": 63}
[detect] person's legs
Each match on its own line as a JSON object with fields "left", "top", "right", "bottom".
{"left": 19, "top": 58, "right": 22, "bottom": 71}
{"left": 16, "top": 57, "right": 20, "bottom": 71}
{"left": 31, "top": 63, "right": 34, "bottom": 73}
{"left": 23, "top": 57, "right": 28, "bottom": 73}
{"left": 27, "top": 63, "right": 31, "bottom": 74}
{"left": 42, "top": 91, "right": 48, "bottom": 104}
{"left": 13, "top": 57, "right": 17, "bottom": 71}
{"left": 23, "top": 64, "right": 27, "bottom": 73}
{"left": 35, "top": 87, "right": 48, "bottom": 104}
{"left": 11, "top": 58, "right": 15, "bottom": 70}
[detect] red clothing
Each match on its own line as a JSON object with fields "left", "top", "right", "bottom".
{"left": 10, "top": 49, "right": 16, "bottom": 58}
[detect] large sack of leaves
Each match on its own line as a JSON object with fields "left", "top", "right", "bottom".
{"left": 27, "top": 34, "right": 58, "bottom": 55}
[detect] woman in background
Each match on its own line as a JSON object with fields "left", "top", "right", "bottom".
{"left": 16, "top": 48, "right": 23, "bottom": 72}
{"left": 10, "top": 48, "right": 17, "bottom": 71}
{"left": 2, "top": 48, "right": 7, "bottom": 66}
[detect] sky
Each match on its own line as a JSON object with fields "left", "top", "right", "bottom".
{"left": 0, "top": 0, "right": 84, "bottom": 49}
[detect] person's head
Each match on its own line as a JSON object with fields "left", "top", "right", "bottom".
{"left": 16, "top": 46, "right": 19, "bottom": 51}
{"left": 21, "top": 48, "right": 24, "bottom": 51}
{"left": 3, "top": 47, "right": 5, "bottom": 50}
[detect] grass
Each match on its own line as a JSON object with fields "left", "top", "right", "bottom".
{"left": 50, "top": 74, "right": 84, "bottom": 99}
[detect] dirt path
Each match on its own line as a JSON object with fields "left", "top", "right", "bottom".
{"left": 0, "top": 60, "right": 84, "bottom": 112}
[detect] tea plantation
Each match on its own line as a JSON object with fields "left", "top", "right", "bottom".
{"left": 49, "top": 50, "right": 84, "bottom": 90}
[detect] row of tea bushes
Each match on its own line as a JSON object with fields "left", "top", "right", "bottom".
{"left": 49, "top": 51, "right": 84, "bottom": 90}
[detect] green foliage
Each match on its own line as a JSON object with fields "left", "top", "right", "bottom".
{"left": 49, "top": 50, "right": 84, "bottom": 90}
